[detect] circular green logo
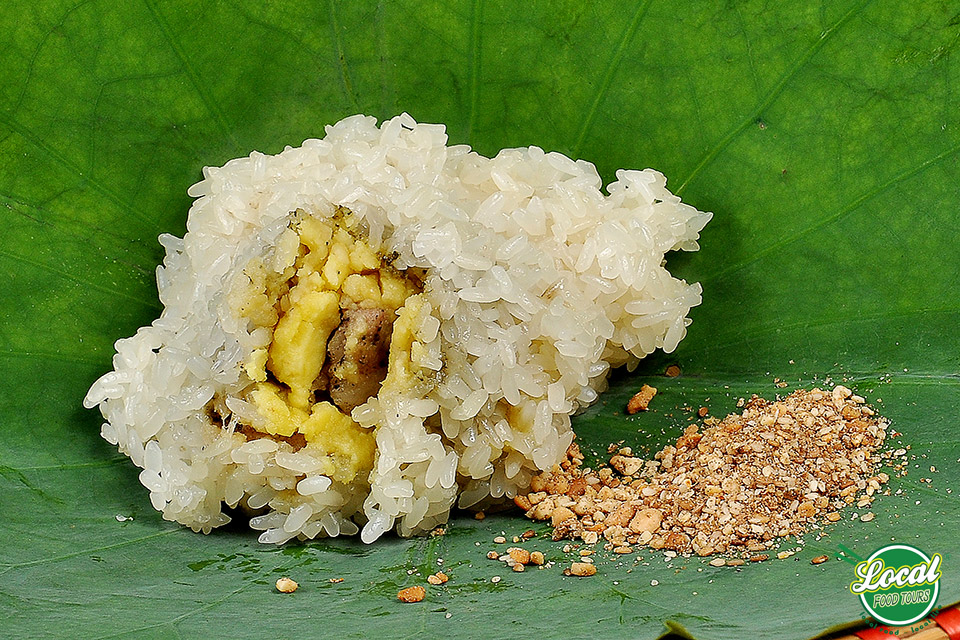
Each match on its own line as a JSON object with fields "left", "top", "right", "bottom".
{"left": 849, "top": 544, "right": 942, "bottom": 625}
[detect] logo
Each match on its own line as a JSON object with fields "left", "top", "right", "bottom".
{"left": 849, "top": 544, "right": 942, "bottom": 625}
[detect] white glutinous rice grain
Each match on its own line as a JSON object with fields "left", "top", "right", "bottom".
{"left": 83, "top": 113, "right": 711, "bottom": 544}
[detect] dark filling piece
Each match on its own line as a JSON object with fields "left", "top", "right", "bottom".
{"left": 312, "top": 307, "right": 392, "bottom": 414}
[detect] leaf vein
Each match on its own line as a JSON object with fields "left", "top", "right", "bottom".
{"left": 0, "top": 115, "right": 153, "bottom": 228}
{"left": 465, "top": 0, "right": 484, "bottom": 143}
{"left": 676, "top": 0, "right": 872, "bottom": 194}
{"left": 571, "top": 0, "right": 654, "bottom": 158}
{"left": 142, "top": 0, "right": 238, "bottom": 145}
{"left": 0, "top": 349, "right": 104, "bottom": 366}
{"left": 1, "top": 192, "right": 157, "bottom": 275}
{"left": 4, "top": 458, "right": 128, "bottom": 472}
{"left": 0, "top": 529, "right": 180, "bottom": 573}
{"left": 92, "top": 586, "right": 248, "bottom": 639}
{"left": 328, "top": 0, "right": 358, "bottom": 108}
{"left": 0, "top": 248, "right": 161, "bottom": 309}
{"left": 9, "top": 0, "right": 97, "bottom": 116}
{"left": 699, "top": 140, "right": 960, "bottom": 284}
{"left": 695, "top": 307, "right": 959, "bottom": 354}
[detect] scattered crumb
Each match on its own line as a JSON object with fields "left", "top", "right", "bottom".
{"left": 493, "top": 536, "right": 506, "bottom": 544}
{"left": 276, "top": 577, "right": 298, "bottom": 593}
{"left": 486, "top": 550, "right": 500, "bottom": 560}
{"left": 750, "top": 554, "right": 769, "bottom": 563}
{"left": 697, "top": 407, "right": 709, "bottom": 418}
{"left": 566, "top": 562, "right": 597, "bottom": 577}
{"left": 650, "top": 579, "right": 660, "bottom": 586}
{"left": 397, "top": 585, "right": 426, "bottom": 603}
{"left": 474, "top": 511, "right": 485, "bottom": 520}
{"left": 860, "top": 512, "right": 876, "bottom": 522}
{"left": 530, "top": 551, "right": 545, "bottom": 566}
{"left": 777, "top": 551, "right": 795, "bottom": 560}
{"left": 708, "top": 558, "right": 725, "bottom": 567}
{"left": 427, "top": 571, "right": 449, "bottom": 585}
{"left": 513, "top": 563, "right": 525, "bottom": 572}
{"left": 627, "top": 384, "right": 657, "bottom": 414}
{"left": 510, "top": 548, "right": 532, "bottom": 565}
{"left": 430, "top": 527, "right": 446, "bottom": 537}
{"left": 491, "top": 576, "right": 501, "bottom": 584}
{"left": 665, "top": 365, "right": 681, "bottom": 378}
{"left": 811, "top": 555, "right": 829, "bottom": 565}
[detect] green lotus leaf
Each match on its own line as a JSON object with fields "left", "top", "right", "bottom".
{"left": 1, "top": 1, "right": 956, "bottom": 638}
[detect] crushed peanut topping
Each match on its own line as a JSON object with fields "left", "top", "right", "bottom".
{"left": 397, "top": 585, "right": 426, "bottom": 603}
{"left": 627, "top": 384, "right": 657, "bottom": 414}
{"left": 566, "top": 562, "right": 597, "bottom": 577}
{"left": 427, "top": 571, "right": 449, "bottom": 585}
{"left": 520, "top": 388, "right": 891, "bottom": 557}
{"left": 275, "top": 577, "right": 298, "bottom": 593}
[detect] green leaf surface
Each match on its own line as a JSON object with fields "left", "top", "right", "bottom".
{"left": 1, "top": 1, "right": 957, "bottom": 638}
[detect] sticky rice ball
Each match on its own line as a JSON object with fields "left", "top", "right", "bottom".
{"left": 84, "top": 113, "right": 711, "bottom": 544}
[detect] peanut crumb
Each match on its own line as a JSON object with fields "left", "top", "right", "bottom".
{"left": 275, "top": 577, "right": 298, "bottom": 593}
{"left": 567, "top": 562, "right": 597, "bottom": 577}
{"left": 397, "top": 585, "right": 426, "bottom": 603}
{"left": 427, "top": 571, "right": 449, "bottom": 585}
{"left": 509, "top": 548, "right": 531, "bottom": 565}
{"left": 627, "top": 384, "right": 657, "bottom": 414}
{"left": 530, "top": 551, "right": 545, "bottom": 566}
